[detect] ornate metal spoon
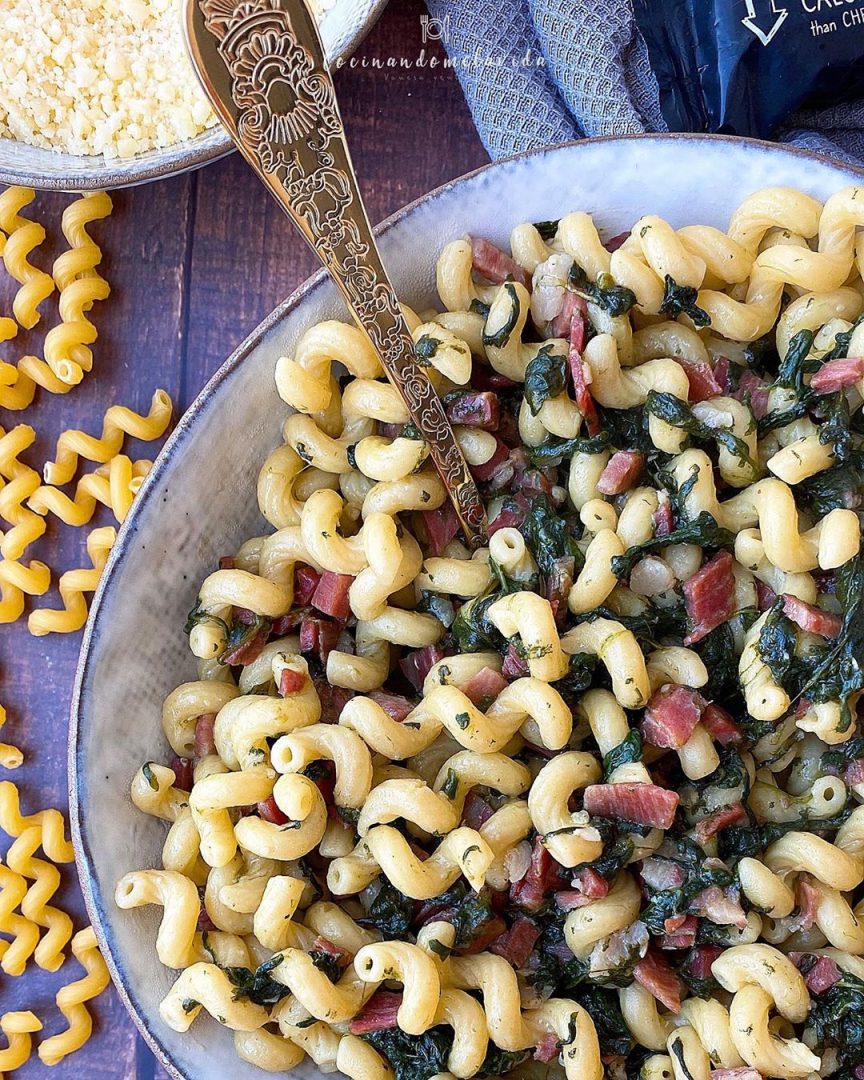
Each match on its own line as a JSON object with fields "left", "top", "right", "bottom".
{"left": 183, "top": 0, "right": 488, "bottom": 548}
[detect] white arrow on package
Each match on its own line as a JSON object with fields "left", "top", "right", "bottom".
{"left": 741, "top": 0, "right": 788, "bottom": 45}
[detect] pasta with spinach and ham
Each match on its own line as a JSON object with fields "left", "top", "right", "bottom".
{"left": 123, "top": 185, "right": 864, "bottom": 1079}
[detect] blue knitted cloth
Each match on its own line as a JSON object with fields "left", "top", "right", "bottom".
{"left": 424, "top": 0, "right": 864, "bottom": 164}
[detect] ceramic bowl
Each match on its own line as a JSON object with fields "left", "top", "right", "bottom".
{"left": 0, "top": 0, "right": 389, "bottom": 191}
{"left": 71, "top": 134, "right": 864, "bottom": 1078}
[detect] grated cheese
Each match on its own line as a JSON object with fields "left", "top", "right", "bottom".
{"left": 0, "top": 0, "right": 333, "bottom": 159}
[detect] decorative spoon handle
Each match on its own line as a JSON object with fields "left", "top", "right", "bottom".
{"left": 184, "top": 0, "right": 488, "bottom": 548}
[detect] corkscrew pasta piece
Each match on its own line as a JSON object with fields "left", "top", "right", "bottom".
{"left": 27, "top": 525, "right": 116, "bottom": 636}
{"left": 43, "top": 388, "right": 173, "bottom": 486}
{"left": 0, "top": 1010, "right": 42, "bottom": 1072}
{"left": 0, "top": 424, "right": 44, "bottom": 561}
{"left": 37, "top": 926, "right": 110, "bottom": 1067}
{"left": 6, "top": 825, "right": 73, "bottom": 972}
{"left": 0, "top": 703, "right": 22, "bottom": 770}
{"left": 160, "top": 962, "right": 269, "bottom": 1034}
{"left": 0, "top": 781, "right": 74, "bottom": 863}
{"left": 28, "top": 456, "right": 152, "bottom": 528}
{"left": 0, "top": 862, "right": 40, "bottom": 976}
{"left": 0, "top": 352, "right": 73, "bottom": 412}
{"left": 0, "top": 186, "right": 54, "bottom": 330}
{"left": 0, "top": 557, "right": 49, "bottom": 625}
{"left": 114, "top": 870, "right": 200, "bottom": 969}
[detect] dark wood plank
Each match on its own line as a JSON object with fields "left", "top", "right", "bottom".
{"left": 1, "top": 1, "right": 487, "bottom": 1074}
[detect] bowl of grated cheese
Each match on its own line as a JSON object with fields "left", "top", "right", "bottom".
{"left": 0, "top": 0, "right": 389, "bottom": 190}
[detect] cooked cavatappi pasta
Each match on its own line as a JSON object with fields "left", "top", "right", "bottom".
{"left": 122, "top": 186, "right": 864, "bottom": 1079}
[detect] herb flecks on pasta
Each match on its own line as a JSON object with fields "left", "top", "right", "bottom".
{"left": 123, "top": 185, "right": 864, "bottom": 1080}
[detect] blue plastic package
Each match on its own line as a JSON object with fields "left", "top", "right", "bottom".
{"left": 632, "top": 0, "right": 864, "bottom": 138}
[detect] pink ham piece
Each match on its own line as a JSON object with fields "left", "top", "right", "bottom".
{"left": 804, "top": 955, "right": 841, "bottom": 994}
{"left": 311, "top": 571, "right": 353, "bottom": 622}
{"left": 597, "top": 450, "right": 645, "bottom": 495}
{"left": 571, "top": 866, "right": 609, "bottom": 898}
{"left": 257, "top": 795, "right": 289, "bottom": 825}
{"left": 660, "top": 915, "right": 698, "bottom": 950}
{"left": 640, "top": 857, "right": 686, "bottom": 892}
{"left": 488, "top": 493, "right": 531, "bottom": 536}
{"left": 569, "top": 316, "right": 600, "bottom": 436}
{"left": 313, "top": 680, "right": 354, "bottom": 724}
{"left": 399, "top": 644, "right": 446, "bottom": 691}
{"left": 689, "top": 886, "right": 747, "bottom": 928}
{"left": 756, "top": 580, "right": 777, "bottom": 612}
{"left": 489, "top": 915, "right": 541, "bottom": 968}
{"left": 470, "top": 437, "right": 509, "bottom": 483}
{"left": 845, "top": 759, "right": 864, "bottom": 787}
{"left": 348, "top": 991, "right": 403, "bottom": 1035}
{"left": 700, "top": 703, "right": 743, "bottom": 746}
{"left": 554, "top": 890, "right": 595, "bottom": 911}
{"left": 534, "top": 1033, "right": 560, "bottom": 1064}
{"left": 653, "top": 498, "right": 674, "bottom": 537}
{"left": 510, "top": 837, "right": 567, "bottom": 911}
{"left": 810, "top": 355, "right": 864, "bottom": 393}
{"left": 294, "top": 563, "right": 322, "bottom": 606}
{"left": 633, "top": 949, "right": 683, "bottom": 1013}
{"left": 194, "top": 713, "right": 216, "bottom": 757}
{"left": 279, "top": 668, "right": 308, "bottom": 696}
{"left": 675, "top": 357, "right": 723, "bottom": 402}
{"left": 368, "top": 690, "right": 414, "bottom": 722}
{"left": 733, "top": 370, "right": 771, "bottom": 419}
{"left": 422, "top": 500, "right": 460, "bottom": 556}
{"left": 461, "top": 790, "right": 494, "bottom": 830}
{"left": 694, "top": 803, "right": 747, "bottom": 844}
{"left": 795, "top": 878, "right": 820, "bottom": 931}
{"left": 502, "top": 643, "right": 530, "bottom": 678}
{"left": 462, "top": 666, "right": 508, "bottom": 709}
{"left": 549, "top": 290, "right": 588, "bottom": 341}
{"left": 682, "top": 550, "right": 736, "bottom": 644}
{"left": 685, "top": 944, "right": 724, "bottom": 984}
{"left": 445, "top": 390, "right": 500, "bottom": 430}
{"left": 781, "top": 594, "right": 843, "bottom": 638}
{"left": 642, "top": 685, "right": 706, "bottom": 750}
{"left": 470, "top": 237, "right": 531, "bottom": 289}
{"left": 169, "top": 756, "right": 193, "bottom": 792}
{"left": 583, "top": 782, "right": 679, "bottom": 830}
{"left": 300, "top": 618, "right": 341, "bottom": 665}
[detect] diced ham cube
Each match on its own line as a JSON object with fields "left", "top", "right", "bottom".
{"left": 633, "top": 949, "right": 683, "bottom": 1013}
{"left": 733, "top": 370, "right": 770, "bottom": 419}
{"left": 795, "top": 879, "right": 820, "bottom": 931}
{"left": 640, "top": 857, "right": 686, "bottom": 891}
{"left": 461, "top": 790, "right": 495, "bottom": 830}
{"left": 399, "top": 644, "right": 446, "bottom": 691}
{"left": 488, "top": 495, "right": 531, "bottom": 536}
{"left": 596, "top": 450, "right": 645, "bottom": 495}
{"left": 569, "top": 319, "right": 600, "bottom": 435}
{"left": 470, "top": 437, "right": 509, "bottom": 483}
{"left": 257, "top": 796, "right": 289, "bottom": 825}
{"left": 456, "top": 915, "right": 508, "bottom": 954}
{"left": 642, "top": 685, "right": 706, "bottom": 750}
{"left": 694, "top": 803, "right": 747, "bottom": 844}
{"left": 781, "top": 594, "right": 842, "bottom": 638}
{"left": 300, "top": 618, "right": 341, "bottom": 665}
{"left": 689, "top": 886, "right": 747, "bottom": 928}
{"left": 582, "top": 783, "right": 679, "bottom": 830}
{"left": 169, "top": 756, "right": 193, "bottom": 792}
{"left": 604, "top": 231, "right": 629, "bottom": 253}
{"left": 700, "top": 704, "right": 743, "bottom": 746}
{"left": 221, "top": 626, "right": 268, "bottom": 666}
{"left": 534, "top": 1032, "right": 560, "bottom": 1064}
{"left": 294, "top": 563, "right": 322, "bottom": 606}
{"left": 571, "top": 867, "right": 609, "bottom": 898}
{"left": 470, "top": 236, "right": 531, "bottom": 289}
{"left": 279, "top": 668, "right": 308, "bottom": 696}
{"left": 311, "top": 935, "right": 350, "bottom": 966}
{"left": 653, "top": 497, "right": 674, "bottom": 537}
{"left": 510, "top": 837, "right": 567, "bottom": 912}
{"left": 804, "top": 955, "right": 841, "bottom": 994}
{"left": 675, "top": 357, "right": 723, "bottom": 402}
{"left": 312, "top": 680, "right": 354, "bottom": 723}
{"left": 682, "top": 550, "right": 735, "bottom": 645}
{"left": 348, "top": 991, "right": 403, "bottom": 1035}
{"left": 422, "top": 500, "right": 460, "bottom": 556}
{"left": 810, "top": 355, "right": 864, "bottom": 393}
{"left": 756, "top": 580, "right": 777, "bottom": 612}
{"left": 549, "top": 290, "right": 588, "bottom": 342}
{"left": 489, "top": 915, "right": 541, "bottom": 968}
{"left": 462, "top": 666, "right": 508, "bottom": 709}
{"left": 686, "top": 944, "right": 724, "bottom": 983}
{"left": 445, "top": 391, "right": 500, "bottom": 430}
{"left": 554, "top": 890, "right": 594, "bottom": 911}
{"left": 311, "top": 571, "right": 353, "bottom": 622}
{"left": 194, "top": 713, "right": 216, "bottom": 757}
{"left": 660, "top": 915, "right": 698, "bottom": 950}
{"left": 368, "top": 690, "right": 414, "bottom": 722}
{"left": 501, "top": 643, "right": 529, "bottom": 679}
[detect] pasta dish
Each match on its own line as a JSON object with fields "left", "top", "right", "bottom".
{"left": 118, "top": 185, "right": 864, "bottom": 1080}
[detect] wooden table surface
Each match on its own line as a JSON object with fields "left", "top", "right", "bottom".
{"left": 1, "top": 2, "right": 487, "bottom": 1073}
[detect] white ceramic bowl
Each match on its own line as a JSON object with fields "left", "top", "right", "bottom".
{"left": 71, "top": 134, "right": 864, "bottom": 1079}
{"left": 0, "top": 0, "right": 389, "bottom": 191}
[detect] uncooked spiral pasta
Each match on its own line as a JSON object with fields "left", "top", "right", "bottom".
{"left": 0, "top": 186, "right": 54, "bottom": 330}
{"left": 27, "top": 525, "right": 116, "bottom": 636}
{"left": 121, "top": 185, "right": 864, "bottom": 1078}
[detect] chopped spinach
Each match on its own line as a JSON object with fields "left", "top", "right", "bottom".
{"left": 524, "top": 345, "right": 568, "bottom": 416}
{"left": 641, "top": 837, "right": 732, "bottom": 935}
{"left": 568, "top": 262, "right": 636, "bottom": 317}
{"left": 363, "top": 1026, "right": 451, "bottom": 1080}
{"left": 222, "top": 954, "right": 290, "bottom": 1006}
{"left": 521, "top": 495, "right": 582, "bottom": 578}
{"left": 525, "top": 431, "right": 611, "bottom": 466}
{"left": 775, "top": 329, "right": 816, "bottom": 392}
{"left": 450, "top": 593, "right": 505, "bottom": 654}
{"left": 602, "top": 730, "right": 643, "bottom": 780}
{"left": 308, "top": 949, "right": 341, "bottom": 983}
{"left": 659, "top": 275, "right": 710, "bottom": 327}
{"left": 482, "top": 282, "right": 521, "bottom": 348}
{"left": 469, "top": 298, "right": 491, "bottom": 317}
{"left": 573, "top": 986, "right": 634, "bottom": 1057}
{"left": 475, "top": 1046, "right": 533, "bottom": 1077}
{"left": 416, "top": 590, "right": 456, "bottom": 628}
{"left": 533, "top": 219, "right": 559, "bottom": 241}
{"left": 645, "top": 391, "right": 757, "bottom": 472}
{"left": 358, "top": 880, "right": 415, "bottom": 939}
{"left": 805, "top": 969, "right": 864, "bottom": 1069}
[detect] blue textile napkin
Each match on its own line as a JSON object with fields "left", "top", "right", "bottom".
{"left": 424, "top": 0, "right": 864, "bottom": 165}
